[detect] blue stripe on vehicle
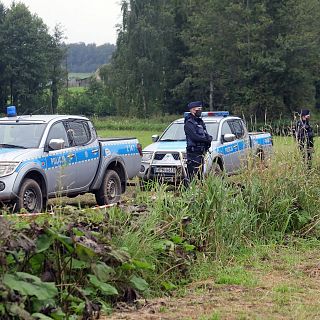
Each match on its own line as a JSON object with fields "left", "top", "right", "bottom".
{"left": 102, "top": 143, "right": 139, "bottom": 156}
{"left": 14, "top": 143, "right": 136, "bottom": 173}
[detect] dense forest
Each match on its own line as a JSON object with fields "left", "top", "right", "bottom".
{"left": 1, "top": 1, "right": 320, "bottom": 120}
{"left": 107, "top": 0, "right": 320, "bottom": 118}
{"left": 66, "top": 43, "right": 116, "bottom": 73}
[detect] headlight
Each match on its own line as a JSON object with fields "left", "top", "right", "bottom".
{"left": 0, "top": 162, "right": 20, "bottom": 177}
{"left": 142, "top": 152, "right": 153, "bottom": 162}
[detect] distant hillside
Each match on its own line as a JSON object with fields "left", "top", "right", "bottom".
{"left": 66, "top": 42, "right": 116, "bottom": 73}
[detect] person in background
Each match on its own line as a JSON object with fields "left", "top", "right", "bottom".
{"left": 184, "top": 101, "right": 213, "bottom": 182}
{"left": 295, "top": 109, "right": 314, "bottom": 169}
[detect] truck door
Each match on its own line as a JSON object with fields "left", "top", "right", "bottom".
{"left": 45, "top": 121, "right": 78, "bottom": 194}
{"left": 228, "top": 119, "right": 248, "bottom": 170}
{"left": 219, "top": 121, "right": 240, "bottom": 173}
{"left": 65, "top": 120, "right": 100, "bottom": 191}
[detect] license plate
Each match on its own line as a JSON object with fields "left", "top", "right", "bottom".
{"left": 154, "top": 167, "right": 176, "bottom": 174}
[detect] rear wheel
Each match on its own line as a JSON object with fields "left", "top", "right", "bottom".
{"left": 95, "top": 170, "right": 122, "bottom": 205}
{"left": 14, "top": 178, "right": 43, "bottom": 213}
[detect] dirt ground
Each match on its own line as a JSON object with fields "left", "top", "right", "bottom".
{"left": 101, "top": 246, "right": 320, "bottom": 320}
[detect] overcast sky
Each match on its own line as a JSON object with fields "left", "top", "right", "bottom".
{"left": 1, "top": 0, "right": 122, "bottom": 45}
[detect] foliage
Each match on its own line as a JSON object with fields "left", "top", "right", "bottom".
{"left": 0, "top": 2, "right": 66, "bottom": 113}
{"left": 65, "top": 43, "right": 116, "bottom": 73}
{"left": 106, "top": 0, "right": 320, "bottom": 119}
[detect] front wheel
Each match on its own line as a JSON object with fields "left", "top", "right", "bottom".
{"left": 14, "top": 178, "right": 43, "bottom": 213}
{"left": 95, "top": 170, "right": 122, "bottom": 205}
{"left": 210, "top": 161, "right": 223, "bottom": 176}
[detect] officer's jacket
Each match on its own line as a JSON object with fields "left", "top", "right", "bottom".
{"left": 296, "top": 120, "right": 313, "bottom": 146}
{"left": 184, "top": 114, "right": 212, "bottom": 152}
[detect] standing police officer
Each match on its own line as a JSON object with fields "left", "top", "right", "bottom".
{"left": 184, "top": 101, "right": 213, "bottom": 182}
{"left": 295, "top": 109, "right": 314, "bottom": 169}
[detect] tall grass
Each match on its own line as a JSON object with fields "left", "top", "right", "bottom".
{"left": 105, "top": 138, "right": 320, "bottom": 289}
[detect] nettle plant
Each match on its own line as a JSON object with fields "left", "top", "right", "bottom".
{"left": 0, "top": 210, "right": 152, "bottom": 320}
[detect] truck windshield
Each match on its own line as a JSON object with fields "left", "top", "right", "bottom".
{"left": 160, "top": 122, "right": 219, "bottom": 141}
{"left": 0, "top": 123, "right": 47, "bottom": 148}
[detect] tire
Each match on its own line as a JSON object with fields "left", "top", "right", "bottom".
{"left": 210, "top": 161, "right": 223, "bottom": 176}
{"left": 14, "top": 178, "right": 43, "bottom": 213}
{"left": 95, "top": 170, "right": 122, "bottom": 205}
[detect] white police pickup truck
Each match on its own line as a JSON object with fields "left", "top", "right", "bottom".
{"left": 0, "top": 107, "right": 142, "bottom": 212}
{"left": 139, "top": 111, "right": 272, "bottom": 185}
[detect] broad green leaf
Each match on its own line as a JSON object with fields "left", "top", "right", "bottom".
{"left": 121, "top": 262, "right": 136, "bottom": 271}
{"left": 3, "top": 273, "right": 58, "bottom": 300}
{"left": 32, "top": 313, "right": 54, "bottom": 320}
{"left": 75, "top": 243, "right": 97, "bottom": 261}
{"left": 183, "top": 244, "right": 196, "bottom": 252}
{"left": 50, "top": 308, "right": 67, "bottom": 320}
{"left": 132, "top": 259, "right": 155, "bottom": 271}
{"left": 0, "top": 303, "right": 5, "bottom": 315}
{"left": 64, "top": 257, "right": 89, "bottom": 270}
{"left": 88, "top": 275, "right": 118, "bottom": 296}
{"left": 161, "top": 281, "right": 177, "bottom": 291}
{"left": 36, "top": 234, "right": 53, "bottom": 253}
{"left": 91, "top": 262, "right": 115, "bottom": 282}
{"left": 130, "top": 275, "right": 149, "bottom": 292}
{"left": 171, "top": 235, "right": 183, "bottom": 244}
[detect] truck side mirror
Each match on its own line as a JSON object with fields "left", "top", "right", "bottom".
{"left": 223, "top": 133, "right": 236, "bottom": 143}
{"left": 48, "top": 138, "right": 65, "bottom": 150}
{"left": 152, "top": 135, "right": 159, "bottom": 142}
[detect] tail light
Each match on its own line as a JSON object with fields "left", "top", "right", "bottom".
{"left": 137, "top": 143, "right": 143, "bottom": 156}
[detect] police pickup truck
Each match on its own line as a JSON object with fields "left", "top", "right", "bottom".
{"left": 0, "top": 107, "right": 142, "bottom": 213}
{"left": 139, "top": 111, "right": 272, "bottom": 185}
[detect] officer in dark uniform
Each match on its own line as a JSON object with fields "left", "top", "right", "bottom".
{"left": 295, "top": 109, "right": 314, "bottom": 168}
{"left": 184, "top": 101, "right": 213, "bottom": 182}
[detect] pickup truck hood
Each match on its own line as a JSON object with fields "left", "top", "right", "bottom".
{"left": 143, "top": 141, "right": 187, "bottom": 152}
{"left": 143, "top": 141, "right": 221, "bottom": 153}
{"left": 0, "top": 148, "right": 39, "bottom": 161}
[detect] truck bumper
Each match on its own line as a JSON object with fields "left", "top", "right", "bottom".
{"left": 0, "top": 173, "right": 18, "bottom": 201}
{"left": 139, "top": 163, "right": 187, "bottom": 184}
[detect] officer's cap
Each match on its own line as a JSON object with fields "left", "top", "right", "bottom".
{"left": 187, "top": 101, "right": 203, "bottom": 110}
{"left": 301, "top": 109, "right": 310, "bottom": 117}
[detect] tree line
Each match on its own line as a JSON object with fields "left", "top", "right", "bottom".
{"left": 0, "top": 2, "right": 65, "bottom": 114}
{"left": 106, "top": 0, "right": 320, "bottom": 118}
{"left": 66, "top": 43, "right": 115, "bottom": 73}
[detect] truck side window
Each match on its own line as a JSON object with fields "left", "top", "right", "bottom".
{"left": 47, "top": 122, "right": 69, "bottom": 148}
{"left": 229, "top": 120, "right": 244, "bottom": 139}
{"left": 67, "top": 121, "right": 91, "bottom": 146}
{"left": 221, "top": 122, "right": 233, "bottom": 137}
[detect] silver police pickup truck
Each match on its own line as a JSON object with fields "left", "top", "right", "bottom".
{"left": 0, "top": 107, "right": 142, "bottom": 212}
{"left": 139, "top": 111, "right": 272, "bottom": 185}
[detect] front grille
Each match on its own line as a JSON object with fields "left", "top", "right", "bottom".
{"left": 172, "top": 153, "right": 180, "bottom": 160}
{"left": 154, "top": 152, "right": 181, "bottom": 161}
{"left": 154, "top": 153, "right": 166, "bottom": 160}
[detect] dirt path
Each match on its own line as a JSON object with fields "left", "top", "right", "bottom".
{"left": 102, "top": 246, "right": 320, "bottom": 320}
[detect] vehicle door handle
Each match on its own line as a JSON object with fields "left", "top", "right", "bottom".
{"left": 67, "top": 153, "right": 75, "bottom": 159}
{"left": 233, "top": 145, "right": 238, "bottom": 149}
{"left": 92, "top": 149, "right": 99, "bottom": 154}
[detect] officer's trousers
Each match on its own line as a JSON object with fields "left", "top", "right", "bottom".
{"left": 186, "top": 152, "right": 205, "bottom": 182}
